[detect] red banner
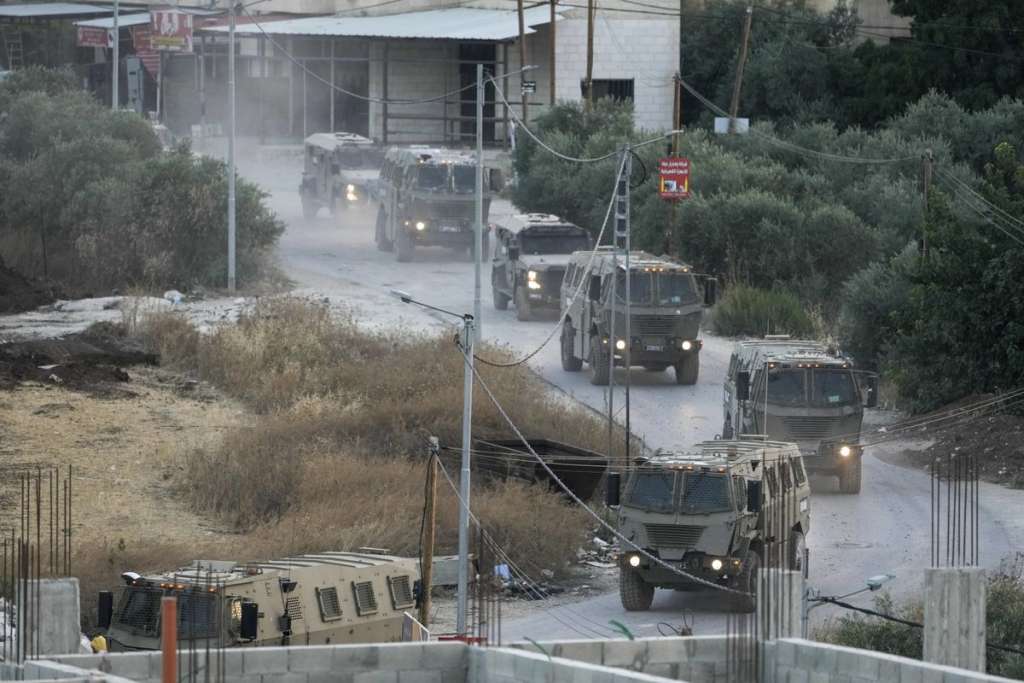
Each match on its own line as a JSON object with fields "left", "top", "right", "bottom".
{"left": 150, "top": 9, "right": 193, "bottom": 53}
{"left": 131, "top": 25, "right": 160, "bottom": 78}
{"left": 77, "top": 26, "right": 111, "bottom": 48}
{"left": 658, "top": 158, "right": 691, "bottom": 201}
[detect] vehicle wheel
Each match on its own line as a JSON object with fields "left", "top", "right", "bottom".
{"left": 301, "top": 195, "right": 317, "bottom": 221}
{"left": 839, "top": 462, "right": 862, "bottom": 494}
{"left": 643, "top": 364, "right": 668, "bottom": 372}
{"left": 588, "top": 334, "right": 610, "bottom": 386}
{"left": 789, "top": 530, "right": 806, "bottom": 574}
{"left": 395, "top": 229, "right": 415, "bottom": 262}
{"left": 492, "top": 279, "right": 510, "bottom": 311}
{"left": 735, "top": 549, "right": 761, "bottom": 613}
{"left": 619, "top": 566, "right": 654, "bottom": 611}
{"left": 561, "top": 322, "right": 582, "bottom": 372}
{"left": 375, "top": 209, "right": 393, "bottom": 252}
{"left": 674, "top": 353, "right": 699, "bottom": 385}
{"left": 515, "top": 286, "right": 533, "bottom": 321}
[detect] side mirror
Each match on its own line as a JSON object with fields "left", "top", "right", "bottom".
{"left": 489, "top": 168, "right": 504, "bottom": 192}
{"left": 589, "top": 276, "right": 602, "bottom": 301}
{"left": 703, "top": 278, "right": 718, "bottom": 307}
{"left": 605, "top": 472, "right": 621, "bottom": 508}
{"left": 746, "top": 479, "right": 762, "bottom": 513}
{"left": 97, "top": 591, "right": 114, "bottom": 630}
{"left": 508, "top": 246, "right": 519, "bottom": 261}
{"left": 736, "top": 371, "right": 751, "bottom": 402}
{"left": 240, "top": 602, "right": 259, "bottom": 641}
{"left": 863, "top": 374, "right": 879, "bottom": 408}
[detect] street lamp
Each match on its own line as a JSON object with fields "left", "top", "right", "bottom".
{"left": 802, "top": 573, "right": 896, "bottom": 638}
{"left": 390, "top": 289, "right": 475, "bottom": 635}
{"left": 227, "top": 0, "right": 237, "bottom": 292}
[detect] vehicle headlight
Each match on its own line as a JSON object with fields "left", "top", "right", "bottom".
{"left": 615, "top": 339, "right": 627, "bottom": 351}
{"left": 346, "top": 192, "right": 358, "bottom": 202}
{"left": 527, "top": 280, "right": 542, "bottom": 290}
{"left": 711, "top": 558, "right": 723, "bottom": 572}
{"left": 415, "top": 221, "right": 426, "bottom": 231}
{"left": 346, "top": 184, "right": 355, "bottom": 193}
{"left": 527, "top": 270, "right": 538, "bottom": 281}
{"left": 628, "top": 554, "right": 641, "bottom": 568}
{"left": 839, "top": 445, "right": 852, "bottom": 457}
{"left": 681, "top": 340, "right": 692, "bottom": 351}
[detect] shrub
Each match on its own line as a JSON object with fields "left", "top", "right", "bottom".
{"left": 711, "top": 285, "right": 815, "bottom": 338}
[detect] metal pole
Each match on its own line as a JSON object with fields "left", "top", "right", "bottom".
{"left": 227, "top": 0, "right": 237, "bottom": 292}
{"left": 111, "top": 0, "right": 119, "bottom": 109}
{"left": 474, "top": 63, "right": 484, "bottom": 343}
{"left": 584, "top": 0, "right": 594, "bottom": 109}
{"left": 549, "top": 0, "right": 556, "bottom": 106}
{"left": 456, "top": 316, "right": 475, "bottom": 635}
{"left": 517, "top": 0, "right": 527, "bottom": 123}
{"left": 419, "top": 443, "right": 438, "bottom": 627}
{"left": 623, "top": 146, "right": 632, "bottom": 467}
{"left": 728, "top": 5, "right": 752, "bottom": 134}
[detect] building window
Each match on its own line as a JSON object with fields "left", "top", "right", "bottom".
{"left": 581, "top": 79, "right": 634, "bottom": 102}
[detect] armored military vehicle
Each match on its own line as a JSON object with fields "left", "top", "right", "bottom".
{"left": 299, "top": 132, "right": 383, "bottom": 221}
{"left": 375, "top": 146, "right": 502, "bottom": 262}
{"left": 101, "top": 551, "right": 420, "bottom": 651}
{"left": 613, "top": 440, "right": 810, "bottom": 611}
{"left": 559, "top": 249, "right": 715, "bottom": 385}
{"left": 491, "top": 213, "right": 592, "bottom": 321}
{"left": 722, "top": 338, "right": 878, "bottom": 494}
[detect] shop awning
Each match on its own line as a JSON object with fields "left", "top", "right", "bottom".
{"left": 0, "top": 3, "right": 111, "bottom": 20}
{"left": 74, "top": 12, "right": 150, "bottom": 29}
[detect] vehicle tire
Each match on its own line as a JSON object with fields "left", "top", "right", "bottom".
{"left": 643, "top": 364, "right": 669, "bottom": 372}
{"left": 619, "top": 566, "right": 654, "bottom": 612}
{"left": 589, "top": 334, "right": 610, "bottom": 386}
{"left": 736, "top": 549, "right": 761, "bottom": 613}
{"left": 789, "top": 530, "right": 806, "bottom": 574}
{"left": 515, "top": 286, "right": 533, "bottom": 321}
{"left": 561, "top": 322, "right": 583, "bottom": 372}
{"left": 375, "top": 209, "right": 393, "bottom": 252}
{"left": 674, "top": 353, "right": 699, "bottom": 385}
{"left": 395, "top": 228, "right": 415, "bottom": 262}
{"left": 839, "top": 462, "right": 862, "bottom": 494}
{"left": 301, "top": 195, "right": 317, "bottom": 221}
{"left": 492, "top": 279, "right": 510, "bottom": 311}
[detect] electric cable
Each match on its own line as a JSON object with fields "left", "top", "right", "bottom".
{"left": 936, "top": 168, "right": 1024, "bottom": 235}
{"left": 933, "top": 175, "right": 1024, "bottom": 248}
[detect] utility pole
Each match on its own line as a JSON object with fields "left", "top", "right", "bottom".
{"left": 227, "top": 0, "right": 237, "bottom": 292}
{"left": 549, "top": 0, "right": 556, "bottom": 106}
{"left": 419, "top": 438, "right": 439, "bottom": 628}
{"left": 111, "top": 0, "right": 119, "bottom": 110}
{"left": 584, "top": 0, "right": 594, "bottom": 109}
{"left": 728, "top": 5, "right": 752, "bottom": 135}
{"left": 474, "top": 63, "right": 484, "bottom": 343}
{"left": 616, "top": 146, "right": 632, "bottom": 469}
{"left": 517, "top": 0, "right": 528, "bottom": 123}
{"left": 922, "top": 148, "right": 933, "bottom": 259}
{"left": 456, "top": 316, "right": 475, "bottom": 635}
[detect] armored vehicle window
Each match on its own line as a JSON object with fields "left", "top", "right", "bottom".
{"left": 810, "top": 369, "right": 857, "bottom": 407}
{"left": 178, "top": 592, "right": 218, "bottom": 639}
{"left": 616, "top": 271, "right": 653, "bottom": 304}
{"left": 452, "top": 165, "right": 476, "bottom": 193}
{"left": 520, "top": 233, "right": 591, "bottom": 255}
{"left": 626, "top": 471, "right": 676, "bottom": 512}
{"left": 656, "top": 273, "right": 698, "bottom": 305}
{"left": 115, "top": 587, "right": 162, "bottom": 636}
{"left": 780, "top": 461, "right": 793, "bottom": 491}
{"left": 680, "top": 472, "right": 732, "bottom": 513}
{"left": 732, "top": 476, "right": 746, "bottom": 508}
{"left": 352, "top": 581, "right": 379, "bottom": 616}
{"left": 316, "top": 586, "right": 343, "bottom": 621}
{"left": 416, "top": 166, "right": 448, "bottom": 191}
{"left": 765, "top": 466, "right": 779, "bottom": 497}
{"left": 767, "top": 369, "right": 806, "bottom": 406}
{"left": 792, "top": 458, "right": 807, "bottom": 484}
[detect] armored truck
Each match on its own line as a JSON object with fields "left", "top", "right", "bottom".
{"left": 375, "top": 146, "right": 502, "bottom": 262}
{"left": 614, "top": 440, "right": 810, "bottom": 611}
{"left": 299, "top": 133, "right": 383, "bottom": 221}
{"left": 102, "top": 551, "right": 420, "bottom": 651}
{"left": 559, "top": 249, "right": 715, "bottom": 385}
{"left": 491, "top": 213, "right": 592, "bottom": 321}
{"left": 722, "top": 338, "right": 878, "bottom": 494}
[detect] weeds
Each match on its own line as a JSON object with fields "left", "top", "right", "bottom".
{"left": 711, "top": 285, "right": 815, "bottom": 338}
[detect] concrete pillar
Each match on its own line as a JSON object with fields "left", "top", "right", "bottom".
{"left": 19, "top": 578, "right": 82, "bottom": 656}
{"left": 924, "top": 567, "right": 986, "bottom": 672}
{"left": 756, "top": 569, "right": 804, "bottom": 640}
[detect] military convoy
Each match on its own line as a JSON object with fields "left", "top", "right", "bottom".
{"left": 559, "top": 249, "right": 716, "bottom": 386}
{"left": 491, "top": 214, "right": 592, "bottom": 321}
{"left": 101, "top": 552, "right": 421, "bottom": 651}
{"left": 613, "top": 440, "right": 810, "bottom": 611}
{"left": 722, "top": 338, "right": 877, "bottom": 494}
{"left": 299, "top": 133, "right": 383, "bottom": 221}
{"left": 375, "top": 146, "right": 502, "bottom": 262}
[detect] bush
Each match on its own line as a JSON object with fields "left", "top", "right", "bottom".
{"left": 711, "top": 285, "right": 815, "bottom": 338}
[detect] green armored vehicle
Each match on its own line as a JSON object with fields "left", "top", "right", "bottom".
{"left": 375, "top": 146, "right": 503, "bottom": 262}
{"left": 299, "top": 132, "right": 383, "bottom": 220}
{"left": 102, "top": 551, "right": 420, "bottom": 651}
{"left": 559, "top": 249, "right": 715, "bottom": 385}
{"left": 615, "top": 440, "right": 810, "bottom": 611}
{"left": 722, "top": 337, "right": 878, "bottom": 494}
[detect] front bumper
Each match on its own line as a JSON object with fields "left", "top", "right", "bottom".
{"left": 606, "top": 338, "right": 702, "bottom": 366}
{"left": 620, "top": 550, "right": 742, "bottom": 588}
{"left": 801, "top": 442, "right": 863, "bottom": 473}
{"left": 404, "top": 220, "right": 475, "bottom": 247}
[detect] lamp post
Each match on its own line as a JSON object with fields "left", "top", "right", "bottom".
{"left": 111, "top": 0, "right": 119, "bottom": 109}
{"left": 391, "top": 290, "right": 475, "bottom": 635}
{"left": 802, "top": 573, "right": 896, "bottom": 638}
{"left": 227, "top": 0, "right": 237, "bottom": 292}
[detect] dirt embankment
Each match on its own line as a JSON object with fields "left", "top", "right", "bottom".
{"left": 0, "top": 257, "right": 58, "bottom": 314}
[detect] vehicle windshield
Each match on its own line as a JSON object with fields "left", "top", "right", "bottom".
{"left": 680, "top": 473, "right": 732, "bottom": 513}
{"left": 810, "top": 369, "right": 858, "bottom": 407}
{"left": 452, "top": 165, "right": 477, "bottom": 193}
{"left": 416, "top": 165, "right": 448, "bottom": 191}
{"left": 519, "top": 233, "right": 591, "bottom": 255}
{"left": 178, "top": 591, "right": 218, "bottom": 639}
{"left": 114, "top": 588, "right": 162, "bottom": 636}
{"left": 337, "top": 147, "right": 381, "bottom": 170}
{"left": 626, "top": 471, "right": 676, "bottom": 512}
{"left": 766, "top": 369, "right": 806, "bottom": 406}
{"left": 657, "top": 273, "right": 698, "bottom": 305}
{"left": 616, "top": 271, "right": 654, "bottom": 304}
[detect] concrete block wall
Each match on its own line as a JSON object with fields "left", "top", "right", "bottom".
{"left": 507, "top": 636, "right": 729, "bottom": 682}
{"left": 471, "top": 647, "right": 684, "bottom": 683}
{"left": 764, "top": 639, "right": 1019, "bottom": 683}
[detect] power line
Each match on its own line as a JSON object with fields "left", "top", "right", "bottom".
{"left": 934, "top": 174, "right": 1024, "bottom": 248}
{"left": 937, "top": 169, "right": 1024, "bottom": 234}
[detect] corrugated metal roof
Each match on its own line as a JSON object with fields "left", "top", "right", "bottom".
{"left": 204, "top": 5, "right": 561, "bottom": 41}
{"left": 74, "top": 12, "right": 149, "bottom": 28}
{"left": 0, "top": 3, "right": 110, "bottom": 18}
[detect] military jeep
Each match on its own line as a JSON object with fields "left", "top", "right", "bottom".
{"left": 491, "top": 213, "right": 592, "bottom": 321}
{"left": 613, "top": 440, "right": 810, "bottom": 611}
{"left": 299, "top": 132, "right": 383, "bottom": 221}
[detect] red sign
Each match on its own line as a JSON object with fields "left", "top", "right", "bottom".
{"left": 132, "top": 26, "right": 160, "bottom": 77}
{"left": 77, "top": 26, "right": 112, "bottom": 48}
{"left": 658, "top": 157, "right": 690, "bottom": 200}
{"left": 150, "top": 9, "right": 193, "bottom": 53}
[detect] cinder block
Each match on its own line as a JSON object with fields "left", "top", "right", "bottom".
{"left": 879, "top": 656, "right": 902, "bottom": 682}
{"left": 353, "top": 672, "right": 398, "bottom": 683}
{"left": 377, "top": 643, "right": 426, "bottom": 671}
{"left": 921, "top": 667, "right": 945, "bottom": 683}
{"left": 644, "top": 638, "right": 684, "bottom": 665}
{"left": 550, "top": 641, "right": 603, "bottom": 664}
{"left": 420, "top": 641, "right": 467, "bottom": 671}
{"left": 899, "top": 664, "right": 925, "bottom": 683}
{"left": 264, "top": 674, "right": 311, "bottom": 683}
{"left": 332, "top": 645, "right": 381, "bottom": 671}
{"left": 288, "top": 646, "right": 335, "bottom": 673}
{"left": 809, "top": 672, "right": 831, "bottom": 683}
{"left": 774, "top": 641, "right": 798, "bottom": 668}
{"left": 244, "top": 648, "right": 290, "bottom": 675}
{"left": 397, "top": 671, "right": 441, "bottom": 683}
{"left": 308, "top": 673, "right": 355, "bottom": 683}
{"left": 785, "top": 670, "right": 809, "bottom": 683}
{"left": 812, "top": 645, "right": 839, "bottom": 673}
{"left": 602, "top": 641, "right": 649, "bottom": 669}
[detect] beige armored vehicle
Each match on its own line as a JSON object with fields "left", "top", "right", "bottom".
{"left": 101, "top": 552, "right": 420, "bottom": 651}
{"left": 491, "top": 213, "right": 592, "bottom": 320}
{"left": 375, "top": 146, "right": 503, "bottom": 262}
{"left": 559, "top": 249, "right": 716, "bottom": 385}
{"left": 614, "top": 440, "right": 809, "bottom": 611}
{"left": 722, "top": 338, "right": 878, "bottom": 494}
{"left": 299, "top": 132, "right": 383, "bottom": 221}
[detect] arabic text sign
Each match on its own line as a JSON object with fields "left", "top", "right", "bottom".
{"left": 77, "top": 26, "right": 112, "bottom": 48}
{"left": 658, "top": 157, "right": 690, "bottom": 200}
{"left": 150, "top": 9, "right": 193, "bottom": 52}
